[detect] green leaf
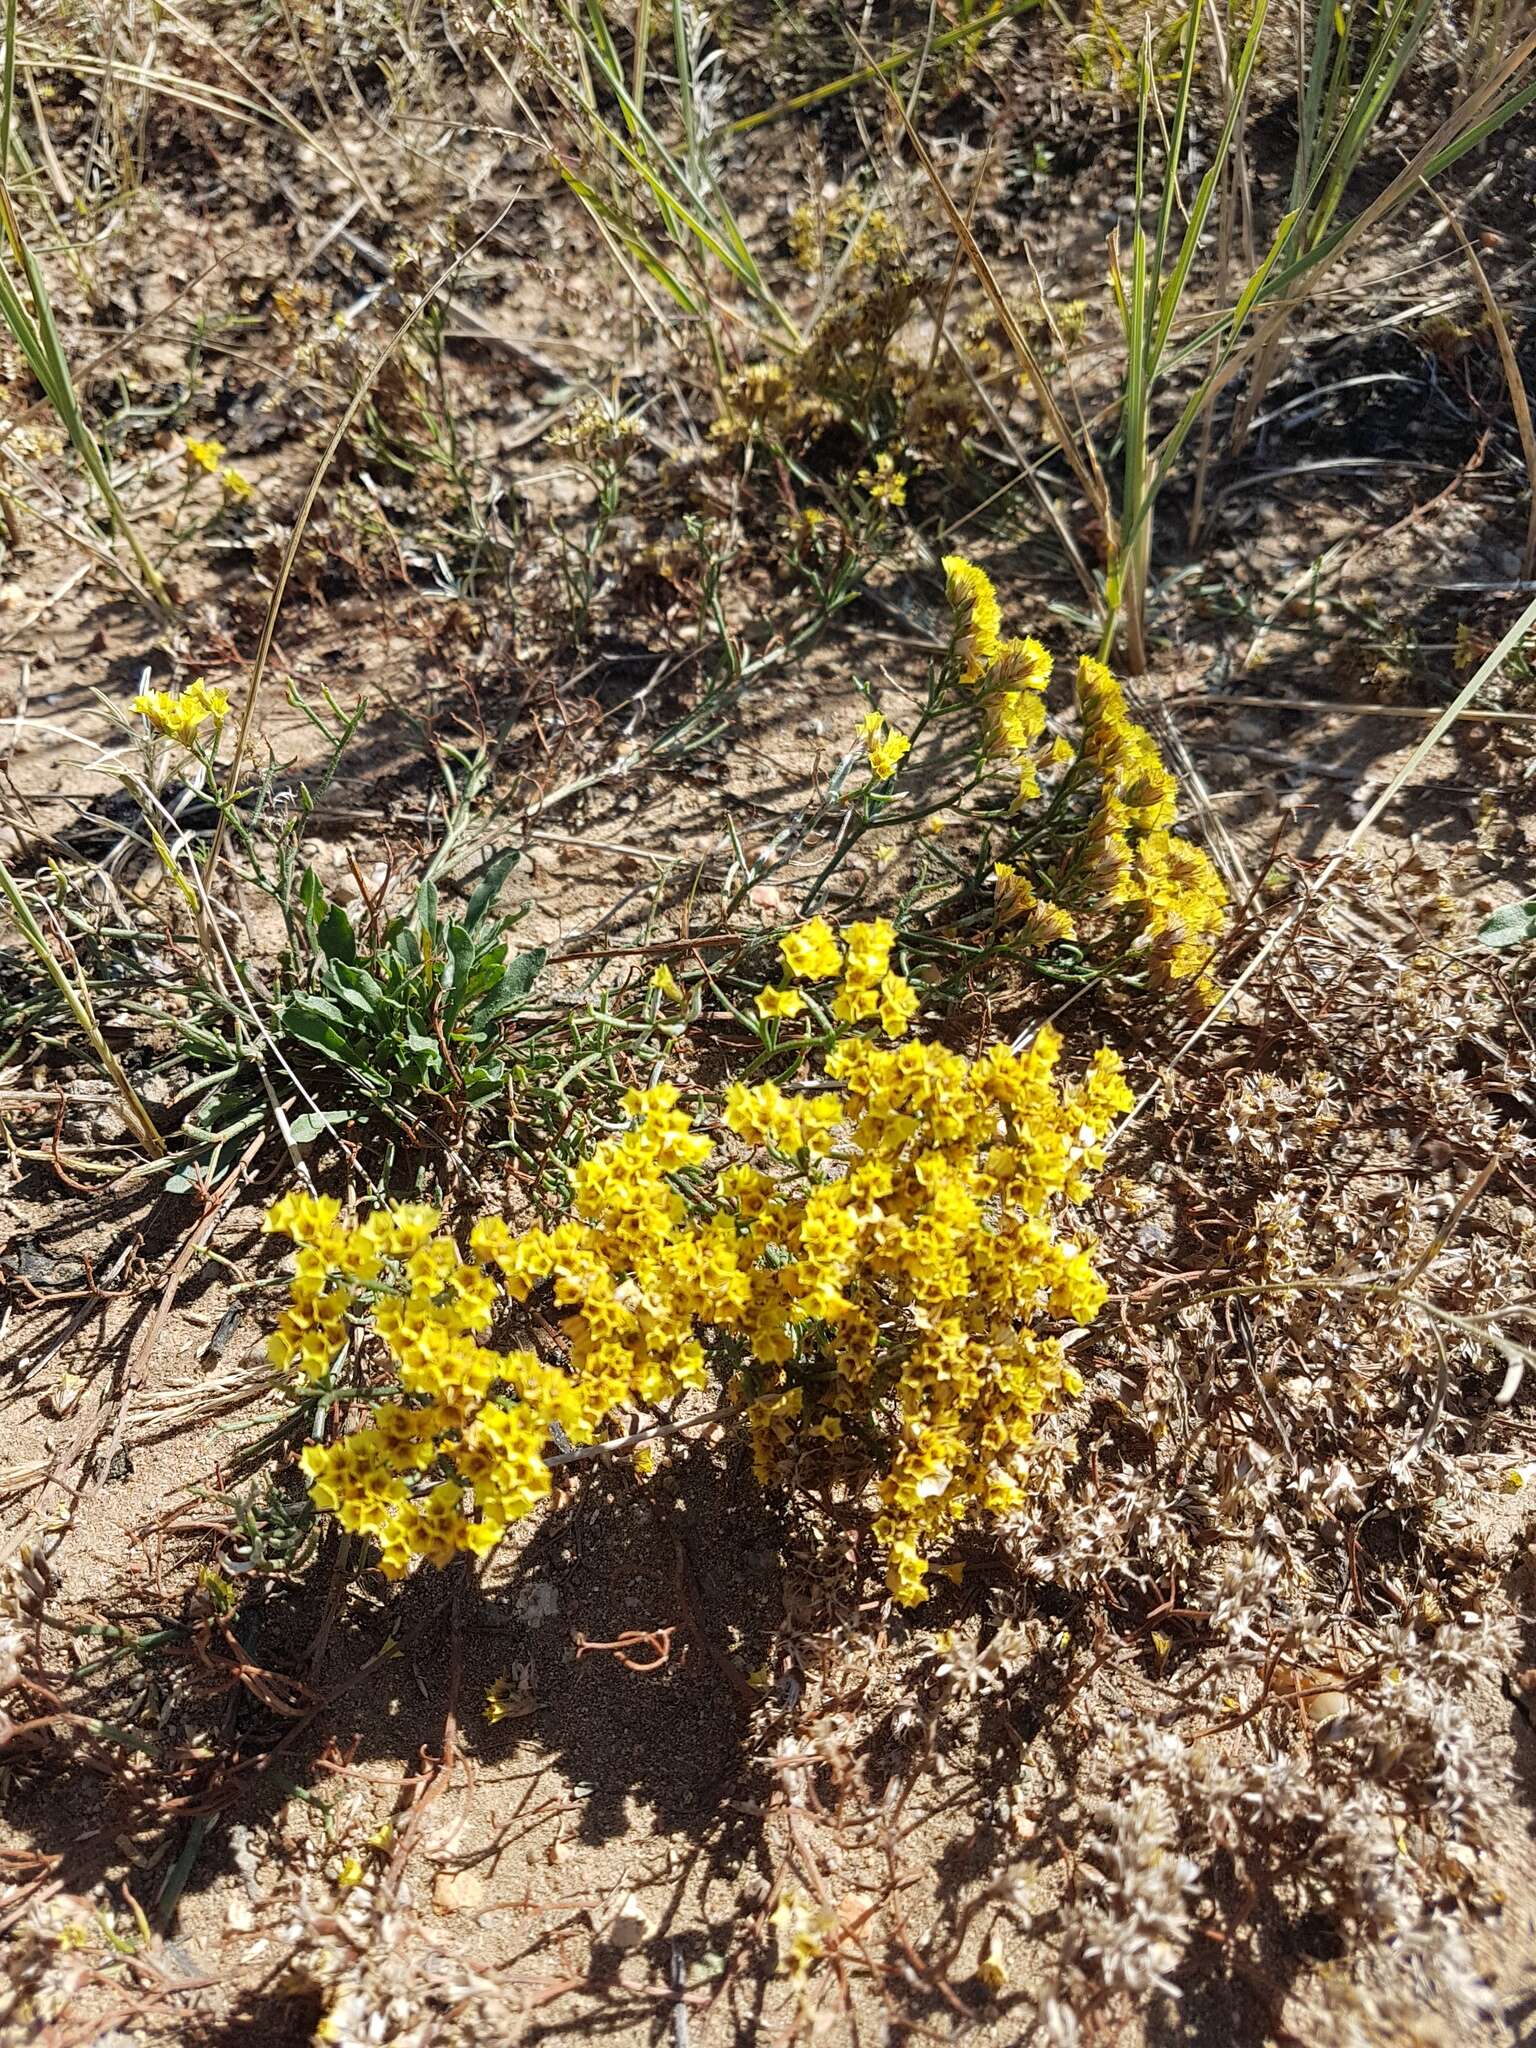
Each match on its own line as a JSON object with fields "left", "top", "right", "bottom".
{"left": 287, "top": 992, "right": 350, "bottom": 1031}
{"left": 317, "top": 902, "right": 358, "bottom": 967}
{"left": 443, "top": 922, "right": 475, "bottom": 1003}
{"left": 1476, "top": 898, "right": 1536, "bottom": 950}
{"left": 477, "top": 946, "right": 546, "bottom": 1021}
{"left": 318, "top": 978, "right": 379, "bottom": 1020}
{"left": 463, "top": 1060, "right": 507, "bottom": 1102}
{"left": 464, "top": 943, "right": 510, "bottom": 1004}
{"left": 298, "top": 866, "right": 325, "bottom": 928}
{"left": 326, "top": 962, "right": 387, "bottom": 1009}
{"left": 282, "top": 998, "right": 353, "bottom": 1059}
{"left": 288, "top": 1108, "right": 350, "bottom": 1144}
{"left": 465, "top": 847, "right": 521, "bottom": 930}
{"left": 383, "top": 920, "right": 420, "bottom": 972}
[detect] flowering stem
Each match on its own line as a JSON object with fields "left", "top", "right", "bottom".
{"left": 545, "top": 1402, "right": 734, "bottom": 1471}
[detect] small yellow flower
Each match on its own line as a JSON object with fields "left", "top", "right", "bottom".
{"left": 132, "top": 678, "right": 231, "bottom": 748}
{"left": 780, "top": 916, "right": 843, "bottom": 982}
{"left": 336, "top": 1855, "right": 365, "bottom": 1889}
{"left": 195, "top": 1566, "right": 238, "bottom": 1614}
{"left": 876, "top": 972, "right": 919, "bottom": 1039}
{"left": 856, "top": 451, "right": 908, "bottom": 507}
{"left": 756, "top": 984, "right": 806, "bottom": 1020}
{"left": 184, "top": 437, "right": 225, "bottom": 475}
{"left": 977, "top": 1937, "right": 1008, "bottom": 1992}
{"left": 785, "top": 505, "right": 833, "bottom": 552}
{"left": 219, "top": 466, "right": 254, "bottom": 501}
{"left": 861, "top": 710, "right": 911, "bottom": 783}
{"left": 772, "top": 1888, "right": 835, "bottom": 1980}
{"left": 484, "top": 1676, "right": 521, "bottom": 1723}
{"left": 649, "top": 964, "right": 684, "bottom": 1002}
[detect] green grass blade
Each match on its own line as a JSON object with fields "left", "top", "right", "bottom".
{"left": 1148, "top": 0, "right": 1204, "bottom": 301}
{"left": 0, "top": 178, "right": 169, "bottom": 606}
{"left": 1150, "top": 0, "right": 1268, "bottom": 364}
{"left": 555, "top": 161, "right": 702, "bottom": 312}
{"left": 0, "top": 0, "right": 15, "bottom": 171}
{"left": 727, "top": 1, "right": 1038, "bottom": 137}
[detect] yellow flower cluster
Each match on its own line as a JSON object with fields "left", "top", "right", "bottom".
{"left": 787, "top": 193, "right": 908, "bottom": 275}
{"left": 780, "top": 915, "right": 843, "bottom": 981}
{"left": 855, "top": 451, "right": 908, "bottom": 507}
{"left": 860, "top": 710, "right": 910, "bottom": 782}
{"left": 1072, "top": 656, "right": 1227, "bottom": 996}
{"left": 711, "top": 227, "right": 986, "bottom": 469}
{"left": 941, "top": 555, "right": 1053, "bottom": 801}
{"left": 740, "top": 1023, "right": 1132, "bottom": 1604}
{"left": 132, "top": 678, "right": 230, "bottom": 747}
{"left": 937, "top": 557, "right": 1227, "bottom": 995}
{"left": 550, "top": 398, "right": 644, "bottom": 471}
{"left": 266, "top": 930, "right": 1132, "bottom": 1603}
{"left": 711, "top": 359, "right": 835, "bottom": 446}
{"left": 767, "top": 915, "right": 919, "bottom": 1038}
{"left": 1075, "top": 656, "right": 1176, "bottom": 830}
{"left": 942, "top": 554, "right": 1002, "bottom": 684}
{"left": 994, "top": 863, "right": 1077, "bottom": 949}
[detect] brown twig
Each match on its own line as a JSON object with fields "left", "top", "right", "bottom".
{"left": 574, "top": 1626, "right": 678, "bottom": 1673}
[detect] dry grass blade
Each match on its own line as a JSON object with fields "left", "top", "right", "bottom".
{"left": 857, "top": 23, "right": 1111, "bottom": 530}
{"left": 0, "top": 0, "right": 169, "bottom": 613}
{"left": 1429, "top": 188, "right": 1536, "bottom": 581}
{"left": 0, "top": 852, "right": 165, "bottom": 1155}
{"left": 202, "top": 202, "right": 517, "bottom": 886}
{"left": 727, "top": 0, "right": 1038, "bottom": 136}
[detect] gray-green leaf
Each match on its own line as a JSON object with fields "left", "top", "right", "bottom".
{"left": 1476, "top": 898, "right": 1536, "bottom": 950}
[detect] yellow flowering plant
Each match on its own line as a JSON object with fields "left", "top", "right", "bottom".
{"left": 132, "top": 678, "right": 231, "bottom": 750}
{"left": 933, "top": 555, "right": 1228, "bottom": 1001}
{"left": 182, "top": 436, "right": 254, "bottom": 508}
{"left": 265, "top": 915, "right": 1133, "bottom": 1606}
{"left": 764, "top": 555, "right": 1227, "bottom": 1008}
{"left": 259, "top": 564, "right": 1226, "bottom": 1611}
